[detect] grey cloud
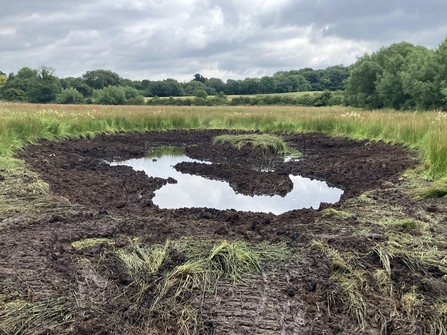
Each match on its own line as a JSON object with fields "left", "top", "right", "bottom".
{"left": 1, "top": 0, "right": 447, "bottom": 80}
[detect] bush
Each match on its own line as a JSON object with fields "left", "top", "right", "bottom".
{"left": 56, "top": 88, "right": 85, "bottom": 104}
{"left": 94, "top": 86, "right": 126, "bottom": 105}
{"left": 2, "top": 88, "right": 27, "bottom": 102}
{"left": 195, "top": 90, "right": 208, "bottom": 99}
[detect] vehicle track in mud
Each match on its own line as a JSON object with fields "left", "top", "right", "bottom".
{"left": 3, "top": 129, "right": 440, "bottom": 335}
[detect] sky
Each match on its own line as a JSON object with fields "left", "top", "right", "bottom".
{"left": 1, "top": 0, "right": 447, "bottom": 82}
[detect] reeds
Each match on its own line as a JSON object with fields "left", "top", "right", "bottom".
{"left": 1, "top": 103, "right": 447, "bottom": 179}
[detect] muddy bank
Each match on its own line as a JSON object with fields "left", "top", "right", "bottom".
{"left": 3, "top": 130, "right": 443, "bottom": 335}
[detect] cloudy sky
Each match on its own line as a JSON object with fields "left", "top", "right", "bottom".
{"left": 1, "top": 0, "right": 447, "bottom": 81}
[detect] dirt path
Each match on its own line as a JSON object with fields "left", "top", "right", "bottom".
{"left": 3, "top": 130, "right": 446, "bottom": 334}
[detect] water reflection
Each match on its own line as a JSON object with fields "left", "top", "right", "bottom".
{"left": 112, "top": 155, "right": 343, "bottom": 215}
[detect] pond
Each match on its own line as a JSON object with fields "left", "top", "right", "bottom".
{"left": 111, "top": 153, "right": 343, "bottom": 215}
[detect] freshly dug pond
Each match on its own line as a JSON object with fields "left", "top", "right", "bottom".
{"left": 2, "top": 130, "right": 447, "bottom": 335}
{"left": 111, "top": 153, "right": 343, "bottom": 214}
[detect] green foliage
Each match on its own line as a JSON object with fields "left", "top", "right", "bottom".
{"left": 82, "top": 69, "right": 121, "bottom": 90}
{"left": 2, "top": 88, "right": 27, "bottom": 102}
{"left": 195, "top": 89, "right": 207, "bottom": 99}
{"left": 184, "top": 80, "right": 207, "bottom": 96}
{"left": 345, "top": 38, "right": 447, "bottom": 110}
{"left": 56, "top": 88, "right": 85, "bottom": 104}
{"left": 94, "top": 85, "right": 126, "bottom": 105}
{"left": 27, "top": 66, "right": 61, "bottom": 103}
{"left": 0, "top": 75, "right": 6, "bottom": 92}
{"left": 146, "top": 79, "right": 184, "bottom": 97}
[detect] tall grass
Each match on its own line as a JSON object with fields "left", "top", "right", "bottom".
{"left": 1, "top": 102, "right": 446, "bottom": 179}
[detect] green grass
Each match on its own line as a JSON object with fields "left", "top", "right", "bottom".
{"left": 212, "top": 133, "right": 289, "bottom": 155}
{"left": 1, "top": 102, "right": 447, "bottom": 179}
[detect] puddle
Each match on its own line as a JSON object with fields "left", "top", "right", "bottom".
{"left": 111, "top": 154, "right": 343, "bottom": 215}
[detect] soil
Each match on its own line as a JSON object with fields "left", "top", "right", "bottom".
{"left": 1, "top": 130, "right": 446, "bottom": 334}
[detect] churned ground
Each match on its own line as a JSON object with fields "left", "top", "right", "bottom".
{"left": 1, "top": 130, "right": 446, "bottom": 334}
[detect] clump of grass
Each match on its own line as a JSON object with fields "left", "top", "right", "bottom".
{"left": 425, "top": 299, "right": 447, "bottom": 335}
{"left": 310, "top": 239, "right": 366, "bottom": 330}
{"left": 72, "top": 237, "right": 115, "bottom": 250}
{"left": 116, "top": 239, "right": 289, "bottom": 334}
{"left": 414, "top": 185, "right": 447, "bottom": 199}
{"left": 322, "top": 208, "right": 353, "bottom": 219}
{"left": 213, "top": 133, "right": 289, "bottom": 155}
{"left": 0, "top": 295, "right": 71, "bottom": 334}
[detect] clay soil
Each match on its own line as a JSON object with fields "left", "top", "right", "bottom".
{"left": 1, "top": 130, "right": 446, "bottom": 334}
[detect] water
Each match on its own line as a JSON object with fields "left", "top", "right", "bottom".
{"left": 111, "top": 155, "right": 343, "bottom": 215}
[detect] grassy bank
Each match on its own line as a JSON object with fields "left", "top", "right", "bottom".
{"left": 1, "top": 102, "right": 446, "bottom": 179}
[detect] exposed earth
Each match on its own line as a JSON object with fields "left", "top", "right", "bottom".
{"left": 1, "top": 130, "right": 447, "bottom": 334}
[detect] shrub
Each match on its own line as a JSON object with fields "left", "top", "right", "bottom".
{"left": 56, "top": 88, "right": 85, "bottom": 104}
{"left": 94, "top": 86, "right": 126, "bottom": 105}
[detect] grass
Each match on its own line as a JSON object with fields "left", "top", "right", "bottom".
{"left": 1, "top": 102, "right": 447, "bottom": 179}
{"left": 212, "top": 133, "right": 289, "bottom": 155}
{"left": 144, "top": 91, "right": 321, "bottom": 102}
{"left": 116, "top": 239, "right": 290, "bottom": 334}
{"left": 0, "top": 294, "right": 72, "bottom": 334}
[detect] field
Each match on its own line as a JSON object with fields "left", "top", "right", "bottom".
{"left": 144, "top": 91, "right": 321, "bottom": 102}
{"left": 1, "top": 102, "right": 447, "bottom": 334}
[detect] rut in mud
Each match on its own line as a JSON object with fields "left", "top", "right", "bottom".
{"left": 2, "top": 130, "right": 446, "bottom": 334}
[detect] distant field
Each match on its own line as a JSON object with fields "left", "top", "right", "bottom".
{"left": 144, "top": 91, "right": 322, "bottom": 102}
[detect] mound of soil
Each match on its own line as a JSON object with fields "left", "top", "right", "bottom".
{"left": 3, "top": 130, "right": 441, "bottom": 335}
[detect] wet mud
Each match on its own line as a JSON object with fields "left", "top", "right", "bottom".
{"left": 2, "top": 130, "right": 444, "bottom": 335}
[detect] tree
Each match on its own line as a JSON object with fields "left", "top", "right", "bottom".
{"left": 399, "top": 46, "right": 439, "bottom": 110}
{"left": 27, "top": 66, "right": 61, "bottom": 103}
{"left": 184, "top": 80, "right": 207, "bottom": 95}
{"left": 223, "top": 79, "right": 240, "bottom": 95}
{"left": 60, "top": 77, "right": 93, "bottom": 97}
{"left": 344, "top": 54, "right": 383, "bottom": 108}
{"left": 258, "top": 76, "right": 276, "bottom": 94}
{"left": 239, "top": 78, "right": 259, "bottom": 95}
{"left": 193, "top": 73, "right": 206, "bottom": 83}
{"left": 82, "top": 69, "right": 121, "bottom": 90}
{"left": 435, "top": 37, "right": 447, "bottom": 108}
{"left": 94, "top": 86, "right": 126, "bottom": 105}
{"left": 195, "top": 90, "right": 208, "bottom": 99}
{"left": 0, "top": 74, "right": 6, "bottom": 91}
{"left": 3, "top": 67, "right": 37, "bottom": 96}
{"left": 2, "top": 88, "right": 27, "bottom": 101}
{"left": 374, "top": 42, "right": 415, "bottom": 109}
{"left": 291, "top": 75, "right": 311, "bottom": 92}
{"left": 56, "top": 88, "right": 85, "bottom": 104}
{"left": 206, "top": 78, "right": 224, "bottom": 93}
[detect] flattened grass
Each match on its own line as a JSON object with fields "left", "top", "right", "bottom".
{"left": 116, "top": 239, "right": 290, "bottom": 334}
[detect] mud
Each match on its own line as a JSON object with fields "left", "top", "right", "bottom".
{"left": 2, "top": 130, "right": 445, "bottom": 334}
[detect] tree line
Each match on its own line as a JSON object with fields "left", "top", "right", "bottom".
{"left": 0, "top": 65, "right": 348, "bottom": 105}
{"left": 1, "top": 35, "right": 447, "bottom": 110}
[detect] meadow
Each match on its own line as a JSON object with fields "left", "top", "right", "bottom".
{"left": 1, "top": 102, "right": 446, "bottom": 179}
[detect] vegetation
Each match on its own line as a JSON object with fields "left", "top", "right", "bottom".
{"left": 345, "top": 38, "right": 447, "bottom": 110}
{"left": 0, "top": 65, "right": 348, "bottom": 105}
{"left": 213, "top": 134, "right": 289, "bottom": 155}
{"left": 1, "top": 103, "right": 447, "bottom": 179}
{"left": 114, "top": 239, "right": 290, "bottom": 334}
{"left": 1, "top": 102, "right": 447, "bottom": 333}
